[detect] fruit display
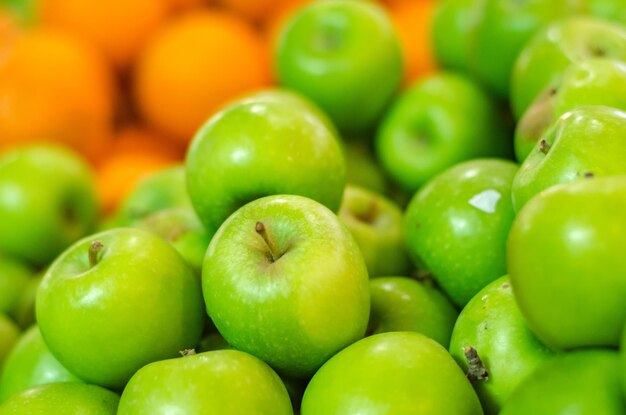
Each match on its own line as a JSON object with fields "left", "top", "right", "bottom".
{"left": 0, "top": 0, "right": 625, "bottom": 414}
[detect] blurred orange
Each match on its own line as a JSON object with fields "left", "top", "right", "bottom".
{"left": 166, "top": 0, "right": 210, "bottom": 12}
{"left": 40, "top": 0, "right": 170, "bottom": 69}
{"left": 388, "top": 0, "right": 438, "bottom": 84}
{"left": 133, "top": 10, "right": 270, "bottom": 143}
{"left": 218, "top": 0, "right": 292, "bottom": 22}
{"left": 96, "top": 126, "right": 184, "bottom": 213}
{"left": 0, "top": 8, "right": 19, "bottom": 43}
{"left": 0, "top": 29, "right": 115, "bottom": 162}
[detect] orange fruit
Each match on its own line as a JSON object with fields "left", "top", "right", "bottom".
{"left": 389, "top": 0, "right": 438, "bottom": 84}
{"left": 218, "top": 0, "right": 292, "bottom": 22}
{"left": 263, "top": 0, "right": 311, "bottom": 50}
{"left": 166, "top": 0, "right": 210, "bottom": 12}
{"left": 0, "top": 29, "right": 115, "bottom": 162}
{"left": 40, "top": 0, "right": 170, "bottom": 68}
{"left": 134, "top": 10, "right": 270, "bottom": 143}
{"left": 96, "top": 126, "right": 183, "bottom": 213}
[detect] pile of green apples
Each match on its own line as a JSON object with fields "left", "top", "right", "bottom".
{"left": 1, "top": 1, "right": 626, "bottom": 414}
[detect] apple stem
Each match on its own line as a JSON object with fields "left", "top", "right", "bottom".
{"left": 464, "top": 346, "right": 489, "bottom": 383}
{"left": 88, "top": 240, "right": 104, "bottom": 267}
{"left": 179, "top": 348, "right": 196, "bottom": 357}
{"left": 539, "top": 139, "right": 551, "bottom": 154}
{"left": 255, "top": 221, "right": 279, "bottom": 262}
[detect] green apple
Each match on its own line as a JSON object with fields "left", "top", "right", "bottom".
{"left": 512, "top": 106, "right": 626, "bottom": 211}
{"left": 0, "top": 326, "right": 83, "bottom": 403}
{"left": 186, "top": 92, "right": 346, "bottom": 235}
{"left": 431, "top": 0, "right": 477, "bottom": 74}
{"left": 515, "top": 59, "right": 626, "bottom": 161}
{"left": 9, "top": 274, "right": 41, "bottom": 330}
{"left": 0, "top": 146, "right": 98, "bottom": 266}
{"left": 508, "top": 177, "right": 626, "bottom": 349}
{"left": 449, "top": 276, "right": 556, "bottom": 414}
{"left": 0, "top": 315, "right": 19, "bottom": 371}
{"left": 203, "top": 195, "right": 369, "bottom": 378}
{"left": 622, "top": 326, "right": 626, "bottom": 397}
{"left": 36, "top": 228, "right": 205, "bottom": 389}
{"left": 275, "top": 0, "right": 403, "bottom": 135}
{"left": 301, "top": 332, "right": 483, "bottom": 415}
{"left": 404, "top": 159, "right": 518, "bottom": 307}
{"left": 0, "top": 383, "right": 119, "bottom": 415}
{"left": 376, "top": 73, "right": 511, "bottom": 193}
{"left": 116, "top": 165, "right": 190, "bottom": 226}
{"left": 511, "top": 17, "right": 626, "bottom": 119}
{"left": 344, "top": 142, "right": 388, "bottom": 195}
{"left": 0, "top": 257, "right": 31, "bottom": 316}
{"left": 499, "top": 350, "right": 625, "bottom": 415}
{"left": 338, "top": 185, "right": 410, "bottom": 278}
{"left": 117, "top": 350, "right": 292, "bottom": 414}
{"left": 368, "top": 277, "right": 458, "bottom": 347}
{"left": 136, "top": 207, "right": 213, "bottom": 276}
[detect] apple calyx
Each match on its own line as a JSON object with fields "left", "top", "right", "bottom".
{"left": 179, "top": 348, "right": 196, "bottom": 357}
{"left": 538, "top": 139, "right": 551, "bottom": 155}
{"left": 584, "top": 172, "right": 595, "bottom": 179}
{"left": 464, "top": 346, "right": 489, "bottom": 383}
{"left": 255, "top": 221, "right": 281, "bottom": 263}
{"left": 354, "top": 201, "right": 379, "bottom": 225}
{"left": 88, "top": 240, "right": 104, "bottom": 267}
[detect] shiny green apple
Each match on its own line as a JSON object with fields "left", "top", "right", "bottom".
{"left": 404, "top": 159, "right": 518, "bottom": 306}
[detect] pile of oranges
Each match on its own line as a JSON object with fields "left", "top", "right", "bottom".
{"left": 0, "top": 0, "right": 437, "bottom": 214}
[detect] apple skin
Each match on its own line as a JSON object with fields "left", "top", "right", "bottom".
{"left": 512, "top": 107, "right": 626, "bottom": 211}
{"left": 368, "top": 277, "right": 458, "bottom": 347}
{"left": 136, "top": 207, "right": 213, "bottom": 276}
{"left": 344, "top": 142, "right": 388, "bottom": 195}
{"left": 203, "top": 195, "right": 370, "bottom": 378}
{"left": 338, "top": 185, "right": 410, "bottom": 278}
{"left": 0, "top": 326, "right": 83, "bottom": 403}
{"left": 404, "top": 159, "right": 518, "bottom": 307}
{"left": 117, "top": 350, "right": 293, "bottom": 415}
{"left": 511, "top": 17, "right": 626, "bottom": 119}
{"left": 9, "top": 274, "right": 41, "bottom": 330}
{"left": 0, "top": 257, "right": 31, "bottom": 316}
{"left": 449, "top": 276, "right": 556, "bottom": 415}
{"left": 508, "top": 177, "right": 626, "bottom": 349}
{"left": 117, "top": 165, "right": 190, "bottom": 226}
{"left": 0, "top": 383, "right": 119, "bottom": 415}
{"left": 301, "top": 332, "right": 483, "bottom": 415}
{"left": 36, "top": 228, "right": 205, "bottom": 389}
{"left": 499, "top": 350, "right": 625, "bottom": 415}
{"left": 275, "top": 0, "right": 403, "bottom": 135}
{"left": 515, "top": 59, "right": 626, "bottom": 161}
{"left": 622, "top": 327, "right": 626, "bottom": 397}
{"left": 0, "top": 145, "right": 98, "bottom": 266}
{"left": 186, "top": 92, "right": 346, "bottom": 235}
{"left": 376, "top": 73, "right": 510, "bottom": 193}
{"left": 0, "top": 315, "right": 19, "bottom": 371}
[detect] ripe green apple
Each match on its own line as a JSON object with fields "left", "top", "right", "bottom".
{"left": 9, "top": 274, "right": 41, "bottom": 330}
{"left": 0, "top": 315, "right": 19, "bottom": 371}
{"left": 116, "top": 165, "right": 191, "bottom": 226}
{"left": 344, "top": 142, "right": 388, "bottom": 195}
{"left": 511, "top": 17, "right": 626, "bottom": 119}
{"left": 499, "top": 350, "right": 625, "bottom": 415}
{"left": 449, "top": 276, "right": 556, "bottom": 414}
{"left": 36, "top": 228, "right": 205, "bottom": 389}
{"left": 275, "top": 0, "right": 403, "bottom": 135}
{"left": 404, "top": 159, "right": 518, "bottom": 306}
{"left": 515, "top": 59, "right": 626, "bottom": 161}
{"left": 0, "top": 383, "right": 119, "bottom": 415}
{"left": 0, "top": 326, "right": 83, "bottom": 403}
{"left": 203, "top": 195, "right": 370, "bottom": 378}
{"left": 0, "top": 257, "right": 31, "bottom": 316}
{"left": 431, "top": 0, "right": 477, "bottom": 74}
{"left": 512, "top": 106, "right": 626, "bottom": 211}
{"left": 301, "top": 332, "right": 483, "bottom": 415}
{"left": 0, "top": 146, "right": 98, "bottom": 266}
{"left": 117, "top": 350, "right": 293, "bottom": 414}
{"left": 368, "top": 277, "right": 458, "bottom": 347}
{"left": 136, "top": 207, "right": 213, "bottom": 276}
{"left": 338, "top": 185, "right": 410, "bottom": 278}
{"left": 186, "top": 92, "right": 346, "bottom": 235}
{"left": 376, "top": 73, "right": 510, "bottom": 193}
{"left": 508, "top": 177, "right": 626, "bottom": 349}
